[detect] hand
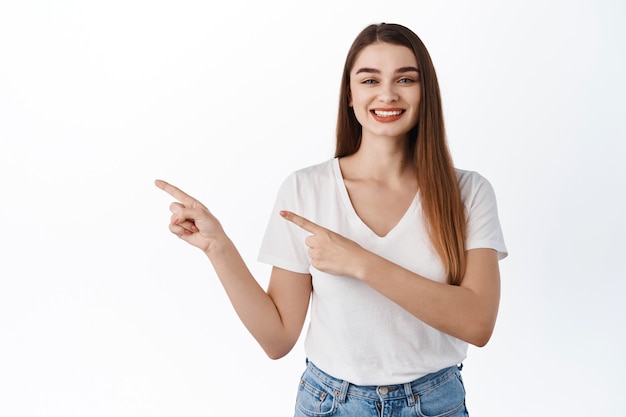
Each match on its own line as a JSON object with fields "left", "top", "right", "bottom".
{"left": 280, "top": 211, "right": 366, "bottom": 278}
{"left": 155, "top": 179, "right": 225, "bottom": 252}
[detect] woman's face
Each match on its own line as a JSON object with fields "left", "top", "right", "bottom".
{"left": 349, "top": 42, "right": 421, "bottom": 142}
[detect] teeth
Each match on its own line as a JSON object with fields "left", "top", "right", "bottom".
{"left": 373, "top": 110, "right": 402, "bottom": 117}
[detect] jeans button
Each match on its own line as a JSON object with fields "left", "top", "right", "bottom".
{"left": 379, "top": 386, "right": 388, "bottom": 395}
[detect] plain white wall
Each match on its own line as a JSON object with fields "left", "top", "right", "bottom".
{"left": 1, "top": 0, "right": 624, "bottom": 415}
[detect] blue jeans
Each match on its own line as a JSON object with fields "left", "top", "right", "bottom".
{"left": 294, "top": 360, "right": 469, "bottom": 417}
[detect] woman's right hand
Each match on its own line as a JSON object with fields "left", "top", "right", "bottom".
{"left": 155, "top": 180, "right": 312, "bottom": 359}
{"left": 155, "top": 179, "right": 225, "bottom": 252}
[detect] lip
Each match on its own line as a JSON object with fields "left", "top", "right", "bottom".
{"left": 370, "top": 108, "right": 405, "bottom": 123}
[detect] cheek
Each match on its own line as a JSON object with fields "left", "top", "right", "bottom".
{"left": 410, "top": 94, "right": 421, "bottom": 118}
{"left": 349, "top": 89, "right": 368, "bottom": 112}
{"left": 351, "top": 103, "right": 370, "bottom": 124}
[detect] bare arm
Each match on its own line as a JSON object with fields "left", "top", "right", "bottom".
{"left": 280, "top": 210, "right": 500, "bottom": 347}
{"left": 356, "top": 247, "right": 500, "bottom": 346}
{"left": 155, "top": 180, "right": 311, "bottom": 359}
{"left": 209, "top": 239, "right": 312, "bottom": 359}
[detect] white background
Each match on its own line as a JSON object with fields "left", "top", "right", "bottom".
{"left": 1, "top": 0, "right": 624, "bottom": 416}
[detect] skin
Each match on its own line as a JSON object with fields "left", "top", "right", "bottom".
{"left": 155, "top": 42, "right": 501, "bottom": 359}
{"left": 154, "top": 179, "right": 312, "bottom": 359}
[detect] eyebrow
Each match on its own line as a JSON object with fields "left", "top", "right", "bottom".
{"left": 355, "top": 66, "right": 420, "bottom": 75}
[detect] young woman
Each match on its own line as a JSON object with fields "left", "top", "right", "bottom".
{"left": 156, "top": 23, "right": 507, "bottom": 417}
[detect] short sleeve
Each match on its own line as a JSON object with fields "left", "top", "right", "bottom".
{"left": 257, "top": 173, "right": 311, "bottom": 274}
{"left": 459, "top": 171, "right": 508, "bottom": 260}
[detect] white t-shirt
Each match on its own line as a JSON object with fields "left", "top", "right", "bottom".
{"left": 258, "top": 158, "right": 507, "bottom": 385}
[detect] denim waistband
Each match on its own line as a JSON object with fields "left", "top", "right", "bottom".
{"left": 304, "top": 360, "right": 461, "bottom": 403}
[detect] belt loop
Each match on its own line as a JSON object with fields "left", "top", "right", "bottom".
{"left": 404, "top": 382, "right": 415, "bottom": 406}
{"left": 336, "top": 380, "right": 349, "bottom": 403}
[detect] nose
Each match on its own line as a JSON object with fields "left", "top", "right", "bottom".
{"left": 377, "top": 82, "right": 398, "bottom": 103}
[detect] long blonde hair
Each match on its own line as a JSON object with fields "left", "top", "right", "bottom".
{"left": 335, "top": 23, "right": 467, "bottom": 285}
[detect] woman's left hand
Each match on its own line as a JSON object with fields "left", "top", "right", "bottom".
{"left": 280, "top": 210, "right": 367, "bottom": 278}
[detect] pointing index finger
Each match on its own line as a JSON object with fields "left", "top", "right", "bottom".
{"left": 280, "top": 211, "right": 324, "bottom": 234}
{"left": 155, "top": 179, "right": 198, "bottom": 205}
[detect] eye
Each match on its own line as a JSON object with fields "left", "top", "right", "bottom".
{"left": 398, "top": 77, "right": 415, "bottom": 84}
{"left": 362, "top": 79, "right": 378, "bottom": 85}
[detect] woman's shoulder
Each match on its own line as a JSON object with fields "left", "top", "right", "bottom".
{"left": 292, "top": 158, "right": 336, "bottom": 176}
{"left": 282, "top": 158, "right": 337, "bottom": 185}
{"left": 455, "top": 168, "right": 493, "bottom": 187}
{"left": 454, "top": 168, "right": 501, "bottom": 211}
{"left": 454, "top": 168, "right": 497, "bottom": 198}
{"left": 272, "top": 159, "right": 337, "bottom": 206}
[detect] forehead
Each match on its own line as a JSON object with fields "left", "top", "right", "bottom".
{"left": 351, "top": 42, "right": 418, "bottom": 72}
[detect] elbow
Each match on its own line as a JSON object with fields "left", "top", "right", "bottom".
{"left": 265, "top": 349, "right": 288, "bottom": 360}
{"left": 262, "top": 343, "right": 294, "bottom": 360}
{"left": 469, "top": 332, "right": 492, "bottom": 348}
{"left": 463, "top": 318, "right": 496, "bottom": 347}
{"left": 257, "top": 329, "right": 300, "bottom": 360}
{"left": 469, "top": 325, "right": 496, "bottom": 347}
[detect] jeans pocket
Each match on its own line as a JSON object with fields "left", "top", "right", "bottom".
{"left": 295, "top": 372, "right": 337, "bottom": 417}
{"left": 414, "top": 371, "right": 467, "bottom": 417}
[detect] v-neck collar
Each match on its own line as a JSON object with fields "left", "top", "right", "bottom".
{"left": 331, "top": 158, "right": 419, "bottom": 240}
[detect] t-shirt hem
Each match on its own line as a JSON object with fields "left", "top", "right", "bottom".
{"left": 257, "top": 254, "right": 310, "bottom": 275}
{"left": 465, "top": 239, "right": 508, "bottom": 260}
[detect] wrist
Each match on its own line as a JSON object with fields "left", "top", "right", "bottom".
{"left": 352, "top": 248, "right": 379, "bottom": 282}
{"left": 203, "top": 232, "right": 232, "bottom": 258}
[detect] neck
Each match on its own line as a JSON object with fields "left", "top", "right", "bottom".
{"left": 341, "top": 134, "right": 414, "bottom": 181}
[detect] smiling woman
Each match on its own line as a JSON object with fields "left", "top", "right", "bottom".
{"left": 157, "top": 23, "right": 507, "bottom": 417}
{"left": 349, "top": 43, "right": 421, "bottom": 136}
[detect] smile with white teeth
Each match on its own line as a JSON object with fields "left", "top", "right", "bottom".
{"left": 372, "top": 109, "right": 403, "bottom": 117}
